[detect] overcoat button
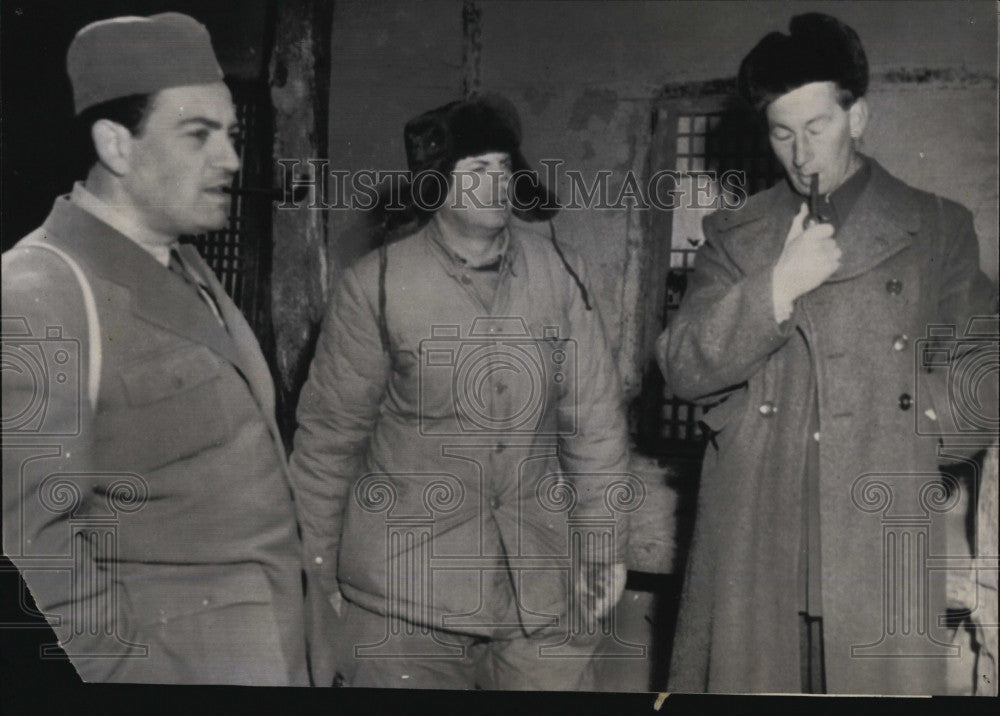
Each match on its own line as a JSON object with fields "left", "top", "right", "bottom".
{"left": 460, "top": 274, "right": 472, "bottom": 285}
{"left": 892, "top": 334, "right": 909, "bottom": 351}
{"left": 489, "top": 496, "right": 501, "bottom": 510}
{"left": 898, "top": 393, "right": 913, "bottom": 410}
{"left": 494, "top": 443, "right": 505, "bottom": 454}
{"left": 886, "top": 279, "right": 903, "bottom": 295}
{"left": 758, "top": 401, "right": 777, "bottom": 417}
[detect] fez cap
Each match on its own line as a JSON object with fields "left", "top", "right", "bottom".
{"left": 738, "top": 13, "right": 868, "bottom": 112}
{"left": 400, "top": 93, "right": 558, "bottom": 222}
{"left": 67, "top": 12, "right": 223, "bottom": 115}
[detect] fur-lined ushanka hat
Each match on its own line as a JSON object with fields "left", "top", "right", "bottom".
{"left": 386, "top": 93, "right": 558, "bottom": 227}
{"left": 738, "top": 13, "right": 869, "bottom": 112}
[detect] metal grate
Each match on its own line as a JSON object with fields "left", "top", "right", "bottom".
{"left": 659, "top": 109, "right": 782, "bottom": 443}
{"left": 181, "top": 84, "right": 271, "bottom": 340}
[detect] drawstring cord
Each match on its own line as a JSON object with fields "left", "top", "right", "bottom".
{"left": 547, "top": 221, "right": 592, "bottom": 310}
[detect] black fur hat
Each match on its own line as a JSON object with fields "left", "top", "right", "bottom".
{"left": 738, "top": 13, "right": 869, "bottom": 112}
{"left": 377, "top": 93, "right": 558, "bottom": 233}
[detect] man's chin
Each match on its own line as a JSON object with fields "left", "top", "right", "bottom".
{"left": 191, "top": 212, "right": 230, "bottom": 234}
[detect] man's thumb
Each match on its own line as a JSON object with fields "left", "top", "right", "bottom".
{"left": 786, "top": 203, "right": 809, "bottom": 245}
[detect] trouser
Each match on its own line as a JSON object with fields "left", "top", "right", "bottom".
{"left": 332, "top": 599, "right": 600, "bottom": 690}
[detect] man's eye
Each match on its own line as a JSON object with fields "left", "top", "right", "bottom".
{"left": 771, "top": 129, "right": 793, "bottom": 142}
{"left": 188, "top": 130, "right": 210, "bottom": 142}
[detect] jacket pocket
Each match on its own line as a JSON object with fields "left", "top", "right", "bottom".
{"left": 96, "top": 344, "right": 233, "bottom": 472}
{"left": 121, "top": 562, "right": 272, "bottom": 626}
{"left": 119, "top": 562, "right": 289, "bottom": 684}
{"left": 120, "top": 344, "right": 222, "bottom": 407}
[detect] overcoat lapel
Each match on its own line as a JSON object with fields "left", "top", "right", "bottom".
{"left": 717, "top": 157, "right": 920, "bottom": 284}
{"left": 827, "top": 160, "right": 920, "bottom": 282}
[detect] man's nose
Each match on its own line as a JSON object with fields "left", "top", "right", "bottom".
{"left": 793, "top": 135, "right": 812, "bottom": 169}
{"left": 496, "top": 172, "right": 510, "bottom": 199}
{"left": 216, "top": 136, "right": 242, "bottom": 174}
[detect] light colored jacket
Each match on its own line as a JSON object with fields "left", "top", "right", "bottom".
{"left": 290, "top": 219, "right": 631, "bottom": 647}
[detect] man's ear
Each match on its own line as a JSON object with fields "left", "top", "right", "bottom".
{"left": 848, "top": 97, "right": 869, "bottom": 140}
{"left": 91, "top": 120, "right": 133, "bottom": 175}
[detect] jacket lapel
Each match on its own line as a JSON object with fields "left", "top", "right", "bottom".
{"left": 40, "top": 197, "right": 248, "bottom": 376}
{"left": 179, "top": 244, "right": 281, "bottom": 443}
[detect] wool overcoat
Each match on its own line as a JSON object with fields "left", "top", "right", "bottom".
{"left": 659, "top": 158, "right": 997, "bottom": 694}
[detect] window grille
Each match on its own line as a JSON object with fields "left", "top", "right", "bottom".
{"left": 181, "top": 81, "right": 272, "bottom": 341}
{"left": 653, "top": 101, "right": 782, "bottom": 446}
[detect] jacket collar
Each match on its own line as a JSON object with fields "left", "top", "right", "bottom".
{"left": 420, "top": 219, "right": 523, "bottom": 280}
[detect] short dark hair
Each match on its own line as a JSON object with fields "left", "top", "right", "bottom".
{"left": 75, "top": 93, "right": 152, "bottom": 171}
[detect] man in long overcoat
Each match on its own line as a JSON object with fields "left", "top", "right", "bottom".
{"left": 1, "top": 14, "right": 308, "bottom": 684}
{"left": 659, "top": 13, "right": 997, "bottom": 694}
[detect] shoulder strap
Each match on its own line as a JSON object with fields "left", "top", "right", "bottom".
{"left": 378, "top": 242, "right": 390, "bottom": 353}
{"left": 19, "top": 240, "right": 102, "bottom": 411}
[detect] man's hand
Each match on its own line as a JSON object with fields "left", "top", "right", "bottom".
{"left": 577, "top": 561, "right": 627, "bottom": 622}
{"left": 772, "top": 203, "right": 841, "bottom": 322}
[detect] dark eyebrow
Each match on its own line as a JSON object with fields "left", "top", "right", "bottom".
{"left": 176, "top": 117, "right": 239, "bottom": 132}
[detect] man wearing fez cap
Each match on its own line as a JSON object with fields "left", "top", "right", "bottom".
{"left": 2, "top": 13, "right": 308, "bottom": 685}
{"left": 289, "top": 94, "right": 631, "bottom": 688}
{"left": 658, "top": 13, "right": 997, "bottom": 694}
